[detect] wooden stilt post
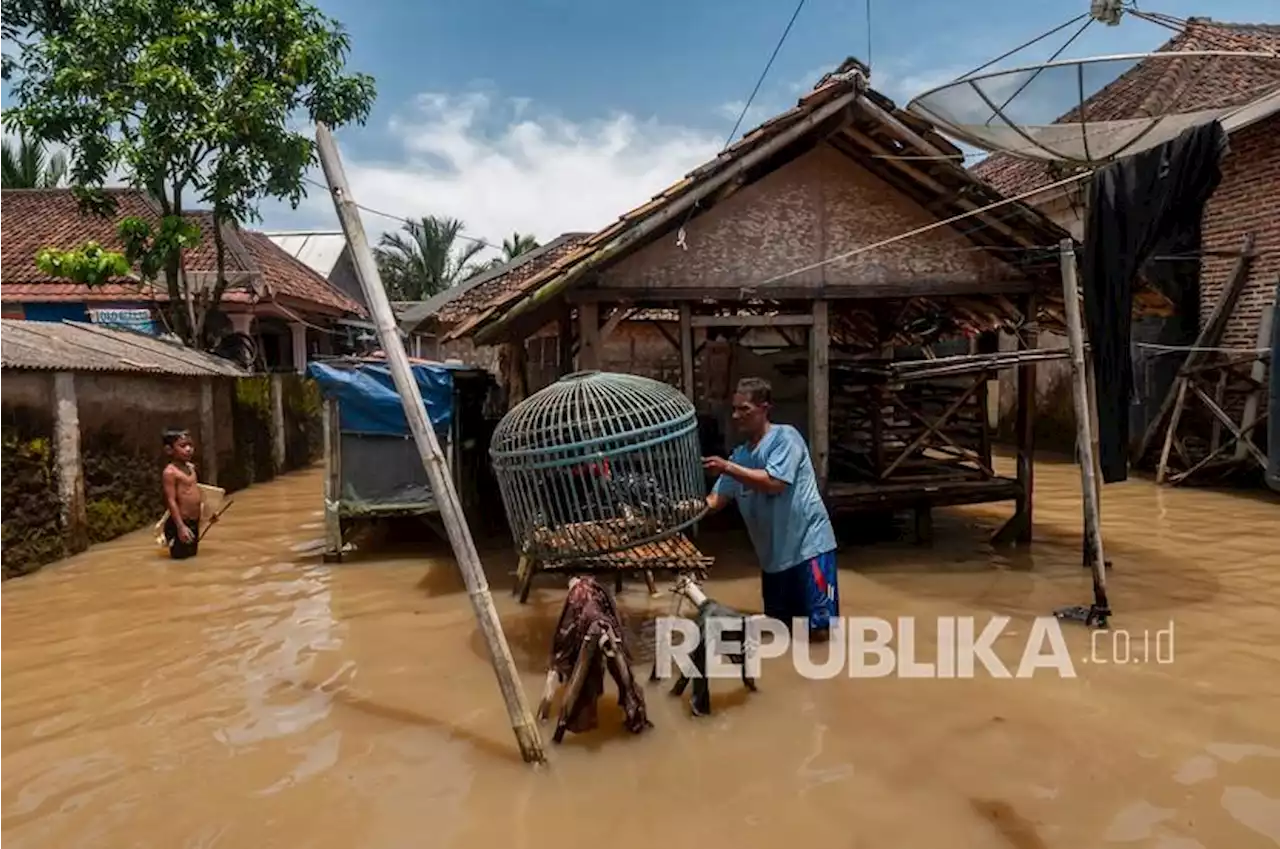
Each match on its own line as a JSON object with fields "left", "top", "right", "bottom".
{"left": 1235, "top": 291, "right": 1275, "bottom": 462}
{"left": 322, "top": 398, "right": 344, "bottom": 563}
{"left": 993, "top": 294, "right": 1036, "bottom": 546}
{"left": 316, "top": 123, "right": 546, "bottom": 765}
{"left": 679, "top": 303, "right": 695, "bottom": 400}
{"left": 809, "top": 300, "right": 831, "bottom": 493}
{"left": 1058, "top": 238, "right": 1110, "bottom": 627}
{"left": 578, "top": 302, "right": 600, "bottom": 371}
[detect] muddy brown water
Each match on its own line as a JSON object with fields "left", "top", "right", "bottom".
{"left": 3, "top": 458, "right": 1279, "bottom": 848}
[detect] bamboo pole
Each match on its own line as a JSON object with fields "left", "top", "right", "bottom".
{"left": 315, "top": 123, "right": 546, "bottom": 765}
{"left": 1059, "top": 239, "right": 1109, "bottom": 623}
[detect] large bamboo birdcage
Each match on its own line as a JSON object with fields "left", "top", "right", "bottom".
{"left": 490, "top": 371, "right": 707, "bottom": 564}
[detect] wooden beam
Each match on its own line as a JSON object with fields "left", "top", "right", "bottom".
{"left": 1059, "top": 239, "right": 1109, "bottom": 612}
{"left": 599, "top": 306, "right": 630, "bottom": 341}
{"left": 679, "top": 303, "right": 695, "bottom": 399}
{"left": 578, "top": 302, "right": 600, "bottom": 370}
{"left": 809, "top": 301, "right": 830, "bottom": 491}
{"left": 690, "top": 314, "right": 814, "bottom": 328}
{"left": 316, "top": 122, "right": 545, "bottom": 765}
{"left": 570, "top": 279, "right": 1036, "bottom": 303}
{"left": 1191, "top": 384, "right": 1269, "bottom": 468}
{"left": 994, "top": 293, "right": 1038, "bottom": 546}
{"left": 880, "top": 373, "right": 985, "bottom": 480}
{"left": 840, "top": 125, "right": 1035, "bottom": 247}
{"left": 322, "top": 398, "right": 344, "bottom": 562}
{"left": 1138, "top": 233, "right": 1257, "bottom": 463}
{"left": 850, "top": 94, "right": 1050, "bottom": 244}
{"left": 557, "top": 306, "right": 575, "bottom": 378}
{"left": 1235, "top": 284, "right": 1276, "bottom": 461}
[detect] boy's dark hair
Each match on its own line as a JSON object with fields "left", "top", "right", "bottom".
{"left": 735, "top": 377, "right": 772, "bottom": 407}
{"left": 162, "top": 427, "right": 191, "bottom": 448}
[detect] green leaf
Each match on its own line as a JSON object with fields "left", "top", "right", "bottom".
{"left": 6, "top": 0, "right": 378, "bottom": 341}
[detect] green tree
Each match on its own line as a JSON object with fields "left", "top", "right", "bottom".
{"left": 502, "top": 232, "right": 540, "bottom": 261}
{"left": 1, "top": 136, "right": 69, "bottom": 188}
{"left": 4, "top": 0, "right": 376, "bottom": 345}
{"left": 374, "top": 216, "right": 488, "bottom": 300}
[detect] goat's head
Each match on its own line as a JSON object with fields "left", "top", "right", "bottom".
{"left": 669, "top": 574, "right": 709, "bottom": 607}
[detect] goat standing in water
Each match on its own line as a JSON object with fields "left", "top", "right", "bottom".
{"left": 652, "top": 574, "right": 758, "bottom": 716}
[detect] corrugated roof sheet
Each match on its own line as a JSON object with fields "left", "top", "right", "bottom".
{"left": 262, "top": 231, "right": 349, "bottom": 278}
{"left": 970, "top": 19, "right": 1280, "bottom": 196}
{"left": 1, "top": 319, "right": 248, "bottom": 377}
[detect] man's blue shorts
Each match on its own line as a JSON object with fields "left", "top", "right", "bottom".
{"left": 760, "top": 549, "right": 839, "bottom": 633}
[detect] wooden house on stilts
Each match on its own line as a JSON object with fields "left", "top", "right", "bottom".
{"left": 445, "top": 59, "right": 1078, "bottom": 545}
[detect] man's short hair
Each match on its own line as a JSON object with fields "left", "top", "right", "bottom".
{"left": 162, "top": 427, "right": 190, "bottom": 447}
{"left": 735, "top": 377, "right": 772, "bottom": 406}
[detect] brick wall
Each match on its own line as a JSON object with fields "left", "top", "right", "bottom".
{"left": 1198, "top": 114, "right": 1280, "bottom": 349}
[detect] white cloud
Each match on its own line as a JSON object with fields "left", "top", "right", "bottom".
{"left": 715, "top": 99, "right": 772, "bottom": 128}
{"left": 285, "top": 91, "right": 725, "bottom": 259}
{"left": 869, "top": 64, "right": 969, "bottom": 106}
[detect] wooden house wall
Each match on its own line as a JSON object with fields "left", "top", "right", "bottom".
{"left": 595, "top": 144, "right": 1020, "bottom": 292}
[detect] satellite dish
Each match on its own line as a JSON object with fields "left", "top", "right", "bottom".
{"left": 906, "top": 3, "right": 1280, "bottom": 165}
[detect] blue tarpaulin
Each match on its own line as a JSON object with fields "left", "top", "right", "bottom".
{"left": 307, "top": 360, "right": 460, "bottom": 437}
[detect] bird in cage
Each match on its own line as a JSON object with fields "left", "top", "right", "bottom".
{"left": 600, "top": 469, "right": 678, "bottom": 523}
{"left": 492, "top": 371, "right": 710, "bottom": 560}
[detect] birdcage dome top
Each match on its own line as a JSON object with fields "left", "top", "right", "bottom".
{"left": 491, "top": 371, "right": 696, "bottom": 464}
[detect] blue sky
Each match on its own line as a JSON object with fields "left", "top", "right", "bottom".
{"left": 8, "top": 0, "right": 1278, "bottom": 258}
{"left": 268, "top": 0, "right": 1274, "bottom": 256}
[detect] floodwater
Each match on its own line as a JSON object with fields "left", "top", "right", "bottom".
{"left": 3, "top": 458, "right": 1279, "bottom": 849}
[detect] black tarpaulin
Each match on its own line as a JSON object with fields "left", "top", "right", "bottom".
{"left": 1081, "top": 121, "right": 1229, "bottom": 483}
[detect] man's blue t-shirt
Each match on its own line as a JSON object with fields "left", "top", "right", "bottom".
{"left": 712, "top": 423, "right": 837, "bottom": 573}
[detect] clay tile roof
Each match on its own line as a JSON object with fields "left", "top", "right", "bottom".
{"left": 970, "top": 19, "right": 1280, "bottom": 197}
{"left": 237, "top": 230, "right": 364, "bottom": 315}
{"left": 1, "top": 187, "right": 364, "bottom": 316}
{"left": 443, "top": 57, "right": 1070, "bottom": 344}
{"left": 413, "top": 233, "right": 591, "bottom": 329}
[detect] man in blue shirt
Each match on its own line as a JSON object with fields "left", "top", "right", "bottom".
{"left": 703, "top": 377, "right": 839, "bottom": 639}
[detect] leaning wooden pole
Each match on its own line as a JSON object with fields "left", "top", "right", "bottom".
{"left": 1058, "top": 238, "right": 1110, "bottom": 627}
{"left": 315, "top": 123, "right": 546, "bottom": 765}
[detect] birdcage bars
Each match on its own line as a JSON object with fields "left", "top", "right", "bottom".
{"left": 490, "top": 371, "right": 709, "bottom": 566}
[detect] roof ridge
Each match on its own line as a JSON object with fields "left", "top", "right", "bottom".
{"left": 1185, "top": 17, "right": 1280, "bottom": 33}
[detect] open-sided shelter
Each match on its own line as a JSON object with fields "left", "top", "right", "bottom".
{"left": 443, "top": 59, "right": 1076, "bottom": 543}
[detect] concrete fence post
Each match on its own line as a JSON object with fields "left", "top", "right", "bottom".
{"left": 270, "top": 373, "right": 287, "bottom": 474}
{"left": 200, "top": 377, "right": 218, "bottom": 486}
{"left": 53, "top": 371, "right": 89, "bottom": 554}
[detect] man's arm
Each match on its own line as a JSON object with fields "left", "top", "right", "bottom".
{"left": 717, "top": 462, "right": 788, "bottom": 495}
{"left": 708, "top": 435, "right": 803, "bottom": 496}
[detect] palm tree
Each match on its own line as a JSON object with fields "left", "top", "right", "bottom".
{"left": 373, "top": 216, "right": 488, "bottom": 301}
{"left": 502, "top": 232, "right": 540, "bottom": 261}
{"left": 1, "top": 136, "right": 69, "bottom": 188}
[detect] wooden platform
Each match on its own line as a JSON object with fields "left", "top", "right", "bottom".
{"left": 825, "top": 476, "right": 1022, "bottom": 513}
{"left": 513, "top": 531, "right": 712, "bottom": 604}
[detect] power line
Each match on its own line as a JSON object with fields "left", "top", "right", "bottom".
{"left": 303, "top": 176, "right": 502, "bottom": 252}
{"left": 722, "top": 0, "right": 808, "bottom": 148}
{"left": 754, "top": 170, "right": 1094, "bottom": 286}
{"left": 673, "top": 0, "right": 807, "bottom": 248}
{"left": 865, "top": 0, "right": 873, "bottom": 72}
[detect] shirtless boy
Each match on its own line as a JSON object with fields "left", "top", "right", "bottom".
{"left": 161, "top": 428, "right": 213, "bottom": 559}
